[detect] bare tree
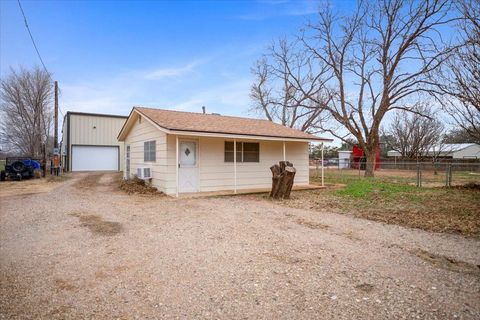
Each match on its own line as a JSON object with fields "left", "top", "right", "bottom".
{"left": 0, "top": 67, "right": 53, "bottom": 157}
{"left": 383, "top": 105, "right": 445, "bottom": 159}
{"left": 444, "top": 127, "right": 478, "bottom": 143}
{"left": 295, "top": 0, "right": 457, "bottom": 177}
{"left": 250, "top": 38, "right": 331, "bottom": 133}
{"left": 434, "top": 0, "right": 480, "bottom": 143}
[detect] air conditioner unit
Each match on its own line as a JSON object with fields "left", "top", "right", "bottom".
{"left": 137, "top": 167, "right": 152, "bottom": 179}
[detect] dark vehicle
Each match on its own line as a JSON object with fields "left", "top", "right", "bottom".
{"left": 0, "top": 157, "right": 41, "bottom": 181}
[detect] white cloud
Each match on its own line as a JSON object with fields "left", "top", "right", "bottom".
{"left": 59, "top": 58, "right": 207, "bottom": 115}
{"left": 59, "top": 84, "right": 134, "bottom": 128}
{"left": 143, "top": 60, "right": 203, "bottom": 80}
{"left": 60, "top": 70, "right": 253, "bottom": 120}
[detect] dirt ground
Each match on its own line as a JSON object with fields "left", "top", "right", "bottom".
{"left": 0, "top": 176, "right": 67, "bottom": 198}
{"left": 0, "top": 173, "right": 479, "bottom": 319}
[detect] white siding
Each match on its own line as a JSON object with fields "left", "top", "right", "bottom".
{"left": 193, "top": 137, "right": 309, "bottom": 193}
{"left": 68, "top": 114, "right": 126, "bottom": 171}
{"left": 123, "top": 124, "right": 310, "bottom": 195}
{"left": 123, "top": 115, "right": 170, "bottom": 193}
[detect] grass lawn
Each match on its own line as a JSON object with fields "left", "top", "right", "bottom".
{"left": 280, "top": 172, "right": 480, "bottom": 237}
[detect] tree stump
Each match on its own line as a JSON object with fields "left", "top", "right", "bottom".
{"left": 270, "top": 161, "right": 296, "bottom": 199}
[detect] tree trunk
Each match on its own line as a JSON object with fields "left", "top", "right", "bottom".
{"left": 364, "top": 148, "right": 376, "bottom": 177}
{"left": 269, "top": 164, "right": 282, "bottom": 198}
{"left": 270, "top": 161, "right": 296, "bottom": 199}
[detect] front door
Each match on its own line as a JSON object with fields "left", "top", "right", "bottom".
{"left": 178, "top": 141, "right": 198, "bottom": 192}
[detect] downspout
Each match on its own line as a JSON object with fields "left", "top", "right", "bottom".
{"left": 283, "top": 141, "right": 286, "bottom": 161}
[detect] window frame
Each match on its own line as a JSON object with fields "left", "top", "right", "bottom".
{"left": 224, "top": 141, "right": 260, "bottom": 163}
{"left": 242, "top": 142, "right": 260, "bottom": 162}
{"left": 144, "top": 140, "right": 156, "bottom": 162}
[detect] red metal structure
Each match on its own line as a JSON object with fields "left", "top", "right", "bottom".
{"left": 351, "top": 145, "right": 381, "bottom": 170}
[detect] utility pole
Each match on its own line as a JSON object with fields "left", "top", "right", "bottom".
{"left": 53, "top": 81, "right": 60, "bottom": 176}
{"left": 54, "top": 81, "right": 58, "bottom": 148}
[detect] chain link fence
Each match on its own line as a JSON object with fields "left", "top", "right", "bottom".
{"left": 311, "top": 159, "right": 480, "bottom": 187}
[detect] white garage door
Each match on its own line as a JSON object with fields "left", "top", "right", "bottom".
{"left": 72, "top": 146, "right": 119, "bottom": 171}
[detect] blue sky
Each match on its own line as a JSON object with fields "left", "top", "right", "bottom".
{"left": 0, "top": 0, "right": 347, "bottom": 121}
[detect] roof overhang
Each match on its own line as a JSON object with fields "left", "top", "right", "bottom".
{"left": 118, "top": 108, "right": 333, "bottom": 143}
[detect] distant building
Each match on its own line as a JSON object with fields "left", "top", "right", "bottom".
{"left": 387, "top": 143, "right": 480, "bottom": 159}
{"left": 338, "top": 151, "right": 352, "bottom": 169}
{"left": 351, "top": 145, "right": 381, "bottom": 170}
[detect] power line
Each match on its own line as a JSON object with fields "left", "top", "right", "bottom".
{"left": 17, "top": 0, "right": 49, "bottom": 77}
{"left": 17, "top": 0, "right": 65, "bottom": 118}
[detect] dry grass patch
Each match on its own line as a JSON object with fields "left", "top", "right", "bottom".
{"left": 0, "top": 178, "right": 65, "bottom": 198}
{"left": 70, "top": 212, "right": 122, "bottom": 236}
{"left": 54, "top": 278, "right": 76, "bottom": 291}
{"left": 74, "top": 173, "right": 104, "bottom": 189}
{"left": 79, "top": 215, "right": 122, "bottom": 236}
{"left": 295, "top": 218, "right": 329, "bottom": 230}
{"left": 452, "top": 182, "right": 480, "bottom": 191}
{"left": 355, "top": 283, "right": 375, "bottom": 293}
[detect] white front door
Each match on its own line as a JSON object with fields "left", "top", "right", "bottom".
{"left": 178, "top": 141, "right": 198, "bottom": 192}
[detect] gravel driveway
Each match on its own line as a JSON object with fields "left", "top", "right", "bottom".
{"left": 1, "top": 173, "right": 479, "bottom": 319}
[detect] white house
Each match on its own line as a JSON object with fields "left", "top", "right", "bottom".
{"left": 117, "top": 107, "right": 331, "bottom": 196}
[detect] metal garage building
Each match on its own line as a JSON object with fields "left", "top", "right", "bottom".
{"left": 61, "top": 112, "right": 127, "bottom": 172}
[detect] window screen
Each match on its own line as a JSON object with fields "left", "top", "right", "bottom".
{"left": 144, "top": 140, "right": 156, "bottom": 162}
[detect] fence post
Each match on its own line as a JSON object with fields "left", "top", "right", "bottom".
{"left": 416, "top": 164, "right": 420, "bottom": 187}
{"left": 449, "top": 164, "right": 453, "bottom": 187}
{"left": 321, "top": 143, "right": 324, "bottom": 187}
{"left": 445, "top": 165, "right": 449, "bottom": 187}
{"left": 445, "top": 164, "right": 452, "bottom": 187}
{"left": 420, "top": 165, "right": 422, "bottom": 187}
{"left": 416, "top": 163, "right": 422, "bottom": 187}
